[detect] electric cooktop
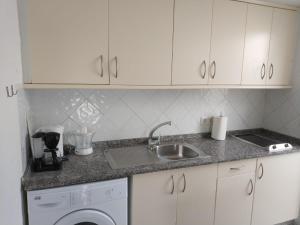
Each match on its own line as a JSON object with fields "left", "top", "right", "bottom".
{"left": 233, "top": 133, "right": 280, "bottom": 147}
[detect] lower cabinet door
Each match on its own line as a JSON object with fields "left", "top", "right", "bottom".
{"left": 252, "top": 153, "right": 300, "bottom": 225}
{"left": 176, "top": 165, "right": 217, "bottom": 225}
{"left": 215, "top": 173, "right": 255, "bottom": 225}
{"left": 130, "top": 170, "right": 177, "bottom": 225}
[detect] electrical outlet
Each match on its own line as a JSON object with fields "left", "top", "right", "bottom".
{"left": 200, "top": 117, "right": 212, "bottom": 130}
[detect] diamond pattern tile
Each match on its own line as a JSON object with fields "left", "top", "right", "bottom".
{"left": 25, "top": 89, "right": 267, "bottom": 141}
{"left": 57, "top": 90, "right": 85, "bottom": 114}
{"left": 70, "top": 101, "right": 103, "bottom": 129}
{"left": 88, "top": 90, "right": 123, "bottom": 113}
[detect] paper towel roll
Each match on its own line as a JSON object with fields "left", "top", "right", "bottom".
{"left": 211, "top": 116, "right": 228, "bottom": 141}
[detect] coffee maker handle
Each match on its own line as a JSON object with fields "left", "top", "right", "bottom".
{"left": 32, "top": 132, "right": 46, "bottom": 139}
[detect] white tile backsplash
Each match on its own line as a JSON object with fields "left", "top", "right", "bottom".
{"left": 25, "top": 89, "right": 266, "bottom": 142}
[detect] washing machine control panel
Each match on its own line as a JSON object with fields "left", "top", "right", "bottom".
{"left": 28, "top": 192, "right": 70, "bottom": 213}
{"left": 70, "top": 183, "right": 127, "bottom": 207}
{"left": 28, "top": 179, "right": 127, "bottom": 212}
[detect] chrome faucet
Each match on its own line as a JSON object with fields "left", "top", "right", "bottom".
{"left": 148, "top": 121, "right": 172, "bottom": 149}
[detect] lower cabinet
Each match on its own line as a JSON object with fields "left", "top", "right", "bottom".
{"left": 130, "top": 170, "right": 177, "bottom": 225}
{"left": 251, "top": 153, "right": 300, "bottom": 225}
{"left": 215, "top": 173, "right": 255, "bottom": 225}
{"left": 176, "top": 166, "right": 217, "bottom": 225}
{"left": 130, "top": 165, "right": 218, "bottom": 225}
{"left": 130, "top": 154, "right": 300, "bottom": 225}
{"left": 215, "top": 159, "right": 256, "bottom": 225}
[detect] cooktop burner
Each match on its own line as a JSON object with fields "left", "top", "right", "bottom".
{"left": 233, "top": 133, "right": 280, "bottom": 147}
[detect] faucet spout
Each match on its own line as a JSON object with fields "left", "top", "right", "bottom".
{"left": 148, "top": 121, "right": 172, "bottom": 149}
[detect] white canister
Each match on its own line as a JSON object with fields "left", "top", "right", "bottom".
{"left": 211, "top": 116, "right": 228, "bottom": 141}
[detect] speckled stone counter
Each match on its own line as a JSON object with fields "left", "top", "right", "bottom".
{"left": 22, "top": 129, "right": 300, "bottom": 191}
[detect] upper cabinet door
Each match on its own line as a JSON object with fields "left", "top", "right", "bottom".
{"left": 209, "top": 0, "right": 247, "bottom": 85}
{"left": 27, "top": 0, "right": 109, "bottom": 84}
{"left": 242, "top": 5, "right": 273, "bottom": 85}
{"left": 267, "top": 9, "right": 298, "bottom": 86}
{"left": 172, "top": 0, "right": 213, "bottom": 85}
{"left": 109, "top": 0, "right": 173, "bottom": 85}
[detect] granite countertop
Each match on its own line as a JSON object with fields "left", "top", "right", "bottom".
{"left": 22, "top": 129, "right": 300, "bottom": 191}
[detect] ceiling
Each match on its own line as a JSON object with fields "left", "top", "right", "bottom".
{"left": 262, "top": 0, "right": 300, "bottom": 7}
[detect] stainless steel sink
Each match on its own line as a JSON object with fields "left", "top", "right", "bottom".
{"left": 153, "top": 143, "right": 204, "bottom": 161}
{"left": 105, "top": 143, "right": 210, "bottom": 169}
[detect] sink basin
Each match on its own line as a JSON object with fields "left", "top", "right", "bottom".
{"left": 105, "top": 143, "right": 210, "bottom": 169}
{"left": 154, "top": 143, "right": 203, "bottom": 161}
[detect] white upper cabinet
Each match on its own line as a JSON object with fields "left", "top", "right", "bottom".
{"left": 242, "top": 5, "right": 273, "bottom": 85}
{"left": 172, "top": 0, "right": 213, "bottom": 85}
{"left": 209, "top": 0, "right": 247, "bottom": 85}
{"left": 109, "top": 0, "right": 173, "bottom": 85}
{"left": 267, "top": 8, "right": 298, "bottom": 86}
{"left": 252, "top": 153, "right": 300, "bottom": 225}
{"left": 27, "top": 0, "right": 109, "bottom": 84}
{"left": 23, "top": 0, "right": 297, "bottom": 88}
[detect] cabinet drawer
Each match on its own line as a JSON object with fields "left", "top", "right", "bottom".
{"left": 218, "top": 159, "right": 257, "bottom": 178}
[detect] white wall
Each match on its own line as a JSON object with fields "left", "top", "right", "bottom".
{"left": 25, "top": 89, "right": 266, "bottom": 141}
{"left": 0, "top": 0, "right": 24, "bottom": 224}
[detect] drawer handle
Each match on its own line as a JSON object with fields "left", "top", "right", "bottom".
{"left": 230, "top": 165, "right": 245, "bottom": 171}
{"left": 258, "top": 163, "right": 264, "bottom": 180}
{"left": 248, "top": 179, "right": 254, "bottom": 196}
{"left": 181, "top": 173, "right": 186, "bottom": 193}
{"left": 170, "top": 175, "right": 175, "bottom": 195}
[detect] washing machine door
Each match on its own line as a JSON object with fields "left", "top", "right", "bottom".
{"left": 54, "top": 209, "right": 116, "bottom": 225}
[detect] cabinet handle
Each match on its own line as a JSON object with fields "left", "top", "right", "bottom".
{"left": 200, "top": 60, "right": 207, "bottom": 79}
{"left": 269, "top": 64, "right": 274, "bottom": 79}
{"left": 170, "top": 175, "right": 175, "bottom": 195}
{"left": 99, "top": 55, "right": 104, "bottom": 77}
{"left": 230, "top": 165, "right": 245, "bottom": 171}
{"left": 258, "top": 163, "right": 264, "bottom": 180}
{"left": 261, "top": 63, "right": 266, "bottom": 80}
{"left": 181, "top": 173, "right": 186, "bottom": 193}
{"left": 114, "top": 56, "right": 118, "bottom": 78}
{"left": 248, "top": 179, "right": 254, "bottom": 196}
{"left": 210, "top": 61, "right": 216, "bottom": 79}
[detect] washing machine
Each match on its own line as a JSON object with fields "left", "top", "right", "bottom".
{"left": 27, "top": 178, "right": 127, "bottom": 225}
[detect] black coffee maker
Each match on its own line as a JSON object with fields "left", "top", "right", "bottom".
{"left": 32, "top": 132, "right": 62, "bottom": 172}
